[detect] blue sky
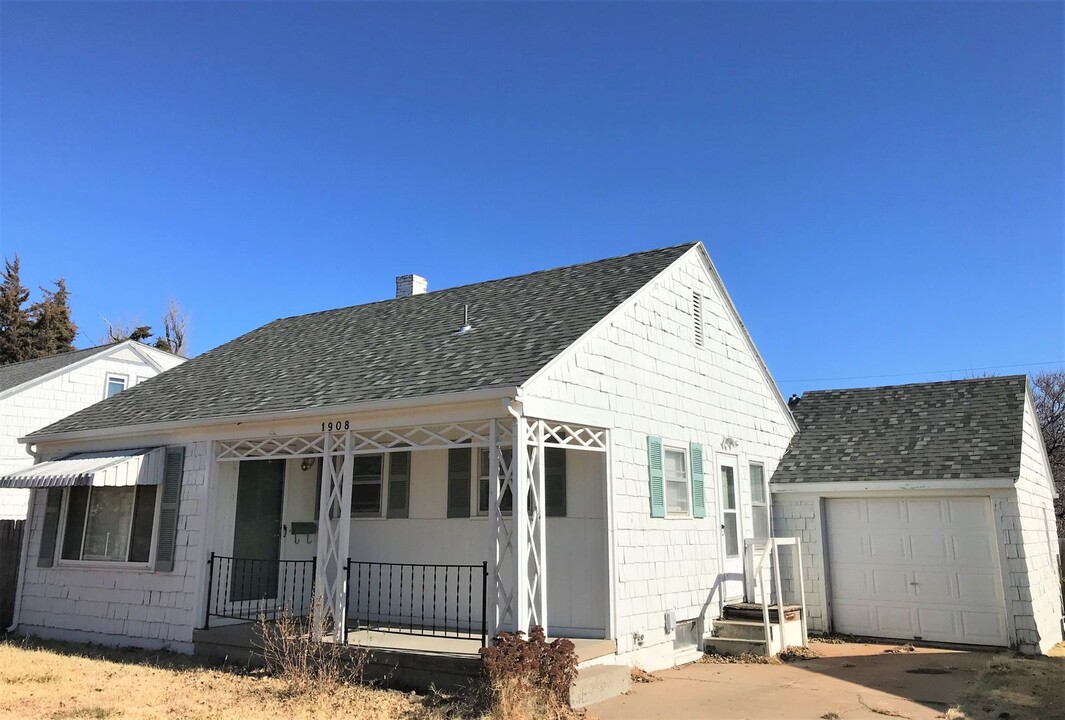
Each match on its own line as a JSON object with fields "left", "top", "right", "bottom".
{"left": 1, "top": 2, "right": 1061, "bottom": 396}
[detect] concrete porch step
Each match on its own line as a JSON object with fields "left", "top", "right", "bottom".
{"left": 712, "top": 619, "right": 777, "bottom": 642}
{"left": 704, "top": 636, "right": 769, "bottom": 657}
{"left": 569, "top": 664, "right": 632, "bottom": 709}
{"left": 575, "top": 637, "right": 617, "bottom": 667}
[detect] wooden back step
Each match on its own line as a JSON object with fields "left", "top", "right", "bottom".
{"left": 722, "top": 602, "right": 802, "bottom": 623}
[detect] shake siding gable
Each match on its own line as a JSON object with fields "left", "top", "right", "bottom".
{"left": 523, "top": 250, "right": 795, "bottom": 668}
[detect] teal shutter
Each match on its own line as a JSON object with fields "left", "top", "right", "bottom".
{"left": 154, "top": 447, "right": 186, "bottom": 572}
{"left": 446, "top": 447, "right": 471, "bottom": 518}
{"left": 648, "top": 435, "right": 665, "bottom": 518}
{"left": 545, "top": 448, "right": 567, "bottom": 517}
{"left": 690, "top": 442, "right": 706, "bottom": 518}
{"left": 37, "top": 488, "right": 63, "bottom": 568}
{"left": 387, "top": 451, "right": 411, "bottom": 518}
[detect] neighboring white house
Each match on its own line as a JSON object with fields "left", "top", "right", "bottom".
{"left": 0, "top": 342, "right": 185, "bottom": 520}
{"left": 772, "top": 376, "right": 1063, "bottom": 655}
{"left": 4, "top": 243, "right": 800, "bottom": 671}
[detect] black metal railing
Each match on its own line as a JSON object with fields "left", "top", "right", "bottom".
{"left": 204, "top": 553, "right": 316, "bottom": 628}
{"left": 344, "top": 560, "right": 488, "bottom": 646}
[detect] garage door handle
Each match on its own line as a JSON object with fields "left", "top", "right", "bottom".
{"left": 909, "top": 581, "right": 919, "bottom": 586}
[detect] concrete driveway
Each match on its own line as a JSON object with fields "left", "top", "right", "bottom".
{"left": 588, "top": 641, "right": 994, "bottom": 720}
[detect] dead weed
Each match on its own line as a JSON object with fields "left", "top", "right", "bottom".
{"left": 778, "top": 645, "right": 821, "bottom": 662}
{"left": 809, "top": 633, "right": 858, "bottom": 645}
{"left": 699, "top": 652, "right": 780, "bottom": 665}
{"left": 883, "top": 644, "right": 916, "bottom": 654}
{"left": 629, "top": 667, "right": 661, "bottom": 683}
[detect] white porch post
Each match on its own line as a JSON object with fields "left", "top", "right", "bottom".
{"left": 531, "top": 417, "right": 547, "bottom": 633}
{"left": 489, "top": 418, "right": 515, "bottom": 634}
{"left": 511, "top": 414, "right": 529, "bottom": 632}
{"left": 314, "top": 430, "right": 353, "bottom": 641}
{"left": 512, "top": 416, "right": 547, "bottom": 634}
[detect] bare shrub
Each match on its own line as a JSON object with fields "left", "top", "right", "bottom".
{"left": 256, "top": 603, "right": 367, "bottom": 695}
{"left": 479, "top": 626, "right": 578, "bottom": 719}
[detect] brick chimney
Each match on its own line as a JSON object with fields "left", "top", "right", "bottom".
{"left": 395, "top": 274, "right": 428, "bottom": 298}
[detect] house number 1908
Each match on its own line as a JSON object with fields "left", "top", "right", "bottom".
{"left": 322, "top": 420, "right": 350, "bottom": 432}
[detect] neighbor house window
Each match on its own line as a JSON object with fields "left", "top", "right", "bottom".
{"left": 478, "top": 448, "right": 513, "bottom": 515}
{"left": 664, "top": 447, "right": 690, "bottom": 516}
{"left": 350, "top": 454, "right": 384, "bottom": 516}
{"left": 105, "top": 375, "right": 127, "bottom": 398}
{"left": 61, "top": 485, "right": 157, "bottom": 563}
{"left": 750, "top": 463, "right": 770, "bottom": 539}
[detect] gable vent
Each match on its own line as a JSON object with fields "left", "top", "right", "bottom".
{"left": 692, "top": 292, "right": 704, "bottom": 347}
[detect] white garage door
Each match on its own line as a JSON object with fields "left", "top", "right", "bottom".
{"left": 826, "top": 497, "right": 1008, "bottom": 646}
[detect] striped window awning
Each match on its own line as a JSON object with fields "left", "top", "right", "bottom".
{"left": 0, "top": 448, "right": 165, "bottom": 488}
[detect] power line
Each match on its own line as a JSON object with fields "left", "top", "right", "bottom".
{"left": 779, "top": 360, "right": 1065, "bottom": 385}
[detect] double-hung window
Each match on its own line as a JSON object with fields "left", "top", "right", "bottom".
{"left": 105, "top": 375, "right": 127, "bottom": 398}
{"left": 477, "top": 448, "right": 513, "bottom": 515}
{"left": 749, "top": 463, "right": 770, "bottom": 539}
{"left": 351, "top": 454, "right": 384, "bottom": 516}
{"left": 664, "top": 447, "right": 690, "bottom": 516}
{"left": 61, "top": 485, "right": 157, "bottom": 563}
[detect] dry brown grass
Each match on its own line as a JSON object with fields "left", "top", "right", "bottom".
{"left": 953, "top": 652, "right": 1065, "bottom": 720}
{"left": 0, "top": 636, "right": 428, "bottom": 720}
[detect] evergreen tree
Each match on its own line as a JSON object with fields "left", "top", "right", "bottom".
{"left": 30, "top": 277, "right": 78, "bottom": 358}
{"left": 0, "top": 256, "right": 32, "bottom": 364}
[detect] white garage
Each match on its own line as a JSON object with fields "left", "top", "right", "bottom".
{"left": 771, "top": 376, "right": 1063, "bottom": 655}
{"left": 825, "top": 496, "right": 1008, "bottom": 646}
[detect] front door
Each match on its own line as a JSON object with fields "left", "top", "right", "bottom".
{"left": 718, "top": 455, "right": 744, "bottom": 601}
{"left": 231, "top": 460, "right": 285, "bottom": 602}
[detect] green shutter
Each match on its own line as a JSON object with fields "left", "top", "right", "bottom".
{"left": 545, "top": 448, "right": 567, "bottom": 518}
{"left": 37, "top": 488, "right": 63, "bottom": 568}
{"left": 447, "top": 447, "right": 471, "bottom": 518}
{"left": 690, "top": 442, "right": 706, "bottom": 518}
{"left": 648, "top": 435, "right": 665, "bottom": 518}
{"left": 387, "top": 451, "right": 411, "bottom": 518}
{"left": 154, "top": 447, "right": 186, "bottom": 572}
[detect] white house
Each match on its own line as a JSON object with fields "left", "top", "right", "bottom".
{"left": 772, "top": 376, "right": 1063, "bottom": 654}
{"left": 0, "top": 341, "right": 185, "bottom": 520}
{"left": 4, "top": 242, "right": 801, "bottom": 673}
{"left": 10, "top": 244, "right": 1057, "bottom": 685}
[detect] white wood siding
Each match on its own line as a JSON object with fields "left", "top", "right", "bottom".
{"left": 208, "top": 448, "right": 608, "bottom": 638}
{"left": 1004, "top": 393, "right": 1062, "bottom": 653}
{"left": 525, "top": 249, "right": 796, "bottom": 669}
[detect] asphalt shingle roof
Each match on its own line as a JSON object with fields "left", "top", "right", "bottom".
{"left": 772, "top": 375, "right": 1028, "bottom": 484}
{"left": 32, "top": 243, "right": 695, "bottom": 438}
{"left": 0, "top": 345, "right": 112, "bottom": 395}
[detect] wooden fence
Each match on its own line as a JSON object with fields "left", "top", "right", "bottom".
{"left": 0, "top": 520, "right": 24, "bottom": 630}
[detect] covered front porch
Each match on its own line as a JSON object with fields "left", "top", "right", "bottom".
{"left": 198, "top": 412, "right": 613, "bottom": 655}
